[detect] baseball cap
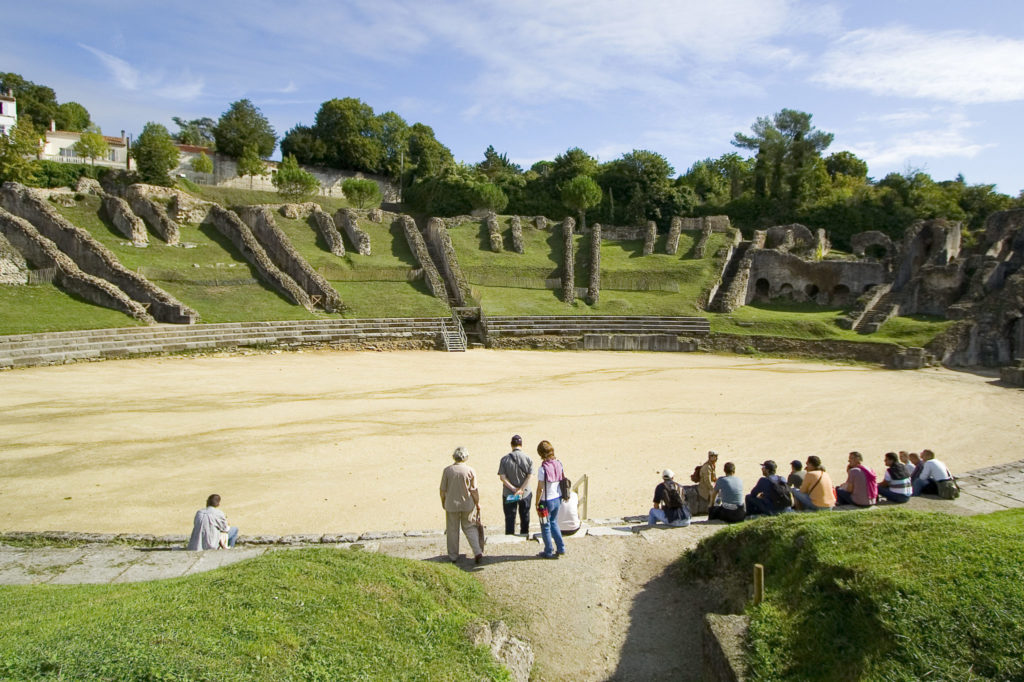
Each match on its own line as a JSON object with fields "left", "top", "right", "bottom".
{"left": 662, "top": 469, "right": 675, "bottom": 479}
{"left": 760, "top": 460, "right": 777, "bottom": 473}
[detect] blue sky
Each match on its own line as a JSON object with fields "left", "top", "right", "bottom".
{"left": 4, "top": 1, "right": 1024, "bottom": 194}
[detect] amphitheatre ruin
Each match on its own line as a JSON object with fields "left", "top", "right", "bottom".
{"left": 1, "top": 175, "right": 1023, "bottom": 535}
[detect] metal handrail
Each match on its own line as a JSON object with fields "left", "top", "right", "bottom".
{"left": 451, "top": 309, "right": 467, "bottom": 348}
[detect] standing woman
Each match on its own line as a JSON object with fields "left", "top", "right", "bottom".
{"left": 535, "top": 440, "right": 566, "bottom": 559}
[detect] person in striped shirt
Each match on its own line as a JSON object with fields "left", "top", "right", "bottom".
{"left": 878, "top": 452, "right": 913, "bottom": 503}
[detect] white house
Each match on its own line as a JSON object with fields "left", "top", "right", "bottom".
{"left": 38, "top": 120, "right": 130, "bottom": 169}
{"left": 0, "top": 90, "right": 16, "bottom": 137}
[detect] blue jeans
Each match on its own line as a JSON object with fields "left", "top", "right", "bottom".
{"left": 540, "top": 497, "right": 565, "bottom": 556}
{"left": 227, "top": 526, "right": 239, "bottom": 547}
{"left": 792, "top": 489, "right": 832, "bottom": 511}
{"left": 878, "top": 487, "right": 910, "bottom": 503}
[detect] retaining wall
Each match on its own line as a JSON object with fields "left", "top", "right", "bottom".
{"left": 309, "top": 205, "right": 345, "bottom": 256}
{"left": 426, "top": 217, "right": 471, "bottom": 305}
{"left": 335, "top": 208, "right": 371, "bottom": 255}
{"left": 101, "top": 194, "right": 148, "bottom": 245}
{"left": 126, "top": 185, "right": 180, "bottom": 244}
{"left": 399, "top": 215, "right": 448, "bottom": 301}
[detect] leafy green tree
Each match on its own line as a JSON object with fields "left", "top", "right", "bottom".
{"left": 0, "top": 73, "right": 58, "bottom": 130}
{"left": 280, "top": 124, "right": 327, "bottom": 165}
{"left": 0, "top": 121, "right": 41, "bottom": 184}
{"left": 172, "top": 117, "right": 216, "bottom": 148}
{"left": 214, "top": 99, "right": 276, "bottom": 159}
{"left": 598, "top": 149, "right": 687, "bottom": 226}
{"left": 273, "top": 154, "right": 320, "bottom": 201}
{"left": 471, "top": 182, "right": 508, "bottom": 213}
{"left": 406, "top": 122, "right": 454, "bottom": 181}
{"left": 549, "top": 147, "right": 599, "bottom": 190}
{"left": 73, "top": 126, "right": 108, "bottom": 166}
{"left": 825, "top": 151, "right": 868, "bottom": 180}
{"left": 341, "top": 177, "right": 382, "bottom": 209}
{"left": 236, "top": 144, "right": 267, "bottom": 189}
{"left": 377, "top": 111, "right": 410, "bottom": 181}
{"left": 190, "top": 151, "right": 213, "bottom": 174}
{"left": 131, "top": 122, "right": 179, "bottom": 186}
{"left": 561, "top": 175, "right": 602, "bottom": 229}
{"left": 309, "top": 97, "right": 383, "bottom": 173}
{"left": 55, "top": 102, "right": 91, "bottom": 132}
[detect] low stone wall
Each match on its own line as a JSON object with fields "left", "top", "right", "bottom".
{"left": 694, "top": 223, "right": 714, "bottom": 258}
{"left": 665, "top": 216, "right": 683, "bottom": 255}
{"left": 237, "top": 206, "right": 343, "bottom": 312}
{"left": 399, "top": 215, "right": 448, "bottom": 301}
{"left": 587, "top": 222, "right": 601, "bottom": 304}
{"left": 125, "top": 186, "right": 180, "bottom": 245}
{"left": 643, "top": 220, "right": 657, "bottom": 256}
{"left": 0, "top": 232, "right": 28, "bottom": 284}
{"left": 309, "top": 205, "right": 345, "bottom": 256}
{"left": 1000, "top": 361, "right": 1024, "bottom": 386}
{"left": 486, "top": 212, "right": 502, "bottom": 252}
{"left": 583, "top": 334, "right": 698, "bottom": 351}
{"left": 335, "top": 208, "right": 371, "bottom": 255}
{"left": 701, "top": 333, "right": 904, "bottom": 365}
{"left": 487, "top": 335, "right": 582, "bottom": 350}
{"left": 562, "top": 217, "right": 576, "bottom": 304}
{"left": 510, "top": 215, "right": 524, "bottom": 253}
{"left": 426, "top": 217, "right": 470, "bottom": 305}
{"left": 0, "top": 208, "right": 154, "bottom": 322}
{"left": 0, "top": 182, "right": 196, "bottom": 323}
{"left": 100, "top": 194, "right": 148, "bottom": 245}
{"left": 205, "top": 205, "right": 313, "bottom": 310}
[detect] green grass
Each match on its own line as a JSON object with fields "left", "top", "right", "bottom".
{"left": 180, "top": 183, "right": 352, "bottom": 215}
{"left": 680, "top": 510, "right": 1024, "bottom": 681}
{"left": 0, "top": 283, "right": 142, "bottom": 335}
{"left": 0, "top": 548, "right": 509, "bottom": 681}
{"left": 331, "top": 281, "right": 450, "bottom": 318}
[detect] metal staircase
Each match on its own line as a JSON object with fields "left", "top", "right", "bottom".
{"left": 440, "top": 312, "right": 467, "bottom": 352}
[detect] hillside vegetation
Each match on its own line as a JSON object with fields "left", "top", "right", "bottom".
{"left": 680, "top": 509, "right": 1024, "bottom": 681}
{"left": 0, "top": 548, "right": 509, "bottom": 681}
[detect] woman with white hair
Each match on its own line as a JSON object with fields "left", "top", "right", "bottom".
{"left": 439, "top": 446, "right": 483, "bottom": 564}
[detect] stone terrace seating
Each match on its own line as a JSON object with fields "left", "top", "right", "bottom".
{"left": 0, "top": 318, "right": 445, "bottom": 369}
{"left": 485, "top": 315, "right": 710, "bottom": 338}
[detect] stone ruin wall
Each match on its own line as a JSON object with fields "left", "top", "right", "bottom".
{"left": 125, "top": 185, "right": 180, "bottom": 245}
{"left": 0, "top": 207, "right": 154, "bottom": 322}
{"left": 587, "top": 223, "right": 601, "bottom": 304}
{"left": 745, "top": 249, "right": 887, "bottom": 307}
{"left": 100, "top": 194, "right": 148, "bottom": 245}
{"left": 0, "top": 182, "right": 197, "bottom": 324}
{"left": 665, "top": 217, "right": 683, "bottom": 255}
{"left": 399, "top": 215, "right": 448, "bottom": 301}
{"left": 561, "top": 217, "right": 575, "bottom": 304}
{"left": 0, "top": 231, "right": 28, "bottom": 284}
{"left": 426, "top": 217, "right": 471, "bottom": 306}
{"left": 486, "top": 213, "right": 502, "bottom": 252}
{"left": 642, "top": 221, "right": 657, "bottom": 256}
{"left": 335, "top": 209, "right": 371, "bottom": 255}
{"left": 237, "top": 206, "right": 342, "bottom": 312}
{"left": 205, "top": 205, "right": 313, "bottom": 310}
{"left": 510, "top": 215, "right": 524, "bottom": 254}
{"left": 308, "top": 206, "right": 345, "bottom": 256}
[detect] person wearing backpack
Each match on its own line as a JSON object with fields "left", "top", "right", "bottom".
{"left": 745, "top": 460, "right": 793, "bottom": 516}
{"left": 649, "top": 469, "right": 692, "bottom": 527}
{"left": 535, "top": 440, "right": 567, "bottom": 559}
{"left": 836, "top": 451, "right": 877, "bottom": 507}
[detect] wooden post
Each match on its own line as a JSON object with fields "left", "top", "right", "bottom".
{"left": 753, "top": 563, "right": 765, "bottom": 605}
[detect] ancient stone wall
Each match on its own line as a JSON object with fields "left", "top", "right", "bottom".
{"left": 399, "top": 215, "right": 448, "bottom": 301}
{"left": 893, "top": 220, "right": 962, "bottom": 290}
{"left": 510, "top": 215, "right": 524, "bottom": 253}
{"left": 279, "top": 203, "right": 318, "bottom": 220}
{"left": 426, "top": 217, "right": 470, "bottom": 305}
{"left": 561, "top": 217, "right": 576, "bottom": 304}
{"left": 0, "top": 182, "right": 196, "bottom": 323}
{"left": 0, "top": 207, "right": 154, "bottom": 322}
{"left": 599, "top": 225, "right": 647, "bottom": 241}
{"left": 237, "top": 206, "right": 342, "bottom": 312}
{"left": 694, "top": 223, "right": 713, "bottom": 258}
{"left": 125, "top": 185, "right": 180, "bottom": 245}
{"left": 100, "top": 194, "right": 148, "bottom": 245}
{"left": 534, "top": 216, "right": 547, "bottom": 230}
{"left": 309, "top": 205, "right": 345, "bottom": 256}
{"left": 486, "top": 213, "right": 502, "bottom": 252}
{"left": 702, "top": 333, "right": 906, "bottom": 365}
{"left": 587, "top": 222, "right": 601, "bottom": 304}
{"left": 0, "top": 231, "right": 28, "bottom": 284}
{"left": 642, "top": 221, "right": 657, "bottom": 256}
{"left": 335, "top": 209, "right": 371, "bottom": 255}
{"left": 764, "top": 224, "right": 815, "bottom": 256}
{"left": 205, "top": 204, "right": 312, "bottom": 310}
{"left": 745, "top": 250, "right": 887, "bottom": 306}
{"left": 665, "top": 217, "right": 683, "bottom": 255}
{"left": 851, "top": 230, "right": 893, "bottom": 260}
{"left": 700, "top": 229, "right": 743, "bottom": 310}
{"left": 838, "top": 283, "right": 891, "bottom": 330}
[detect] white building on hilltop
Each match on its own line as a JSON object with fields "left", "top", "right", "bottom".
{"left": 0, "top": 90, "right": 16, "bottom": 137}
{"left": 39, "top": 120, "right": 130, "bottom": 169}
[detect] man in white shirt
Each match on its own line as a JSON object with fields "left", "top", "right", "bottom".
{"left": 912, "top": 449, "right": 954, "bottom": 496}
{"left": 187, "top": 494, "right": 238, "bottom": 550}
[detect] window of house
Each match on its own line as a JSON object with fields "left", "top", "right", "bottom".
{"left": 108, "top": 149, "right": 117, "bottom": 161}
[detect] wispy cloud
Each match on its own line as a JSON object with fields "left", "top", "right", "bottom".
{"left": 80, "top": 44, "right": 203, "bottom": 101}
{"left": 844, "top": 110, "right": 992, "bottom": 167}
{"left": 813, "top": 27, "right": 1024, "bottom": 103}
{"left": 79, "top": 43, "right": 139, "bottom": 90}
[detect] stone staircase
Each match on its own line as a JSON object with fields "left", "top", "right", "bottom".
{"left": 0, "top": 318, "right": 447, "bottom": 369}
{"left": 707, "top": 241, "right": 752, "bottom": 312}
{"left": 485, "top": 315, "right": 710, "bottom": 338}
{"left": 855, "top": 290, "right": 900, "bottom": 334}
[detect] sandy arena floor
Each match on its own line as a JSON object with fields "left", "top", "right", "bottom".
{"left": 1, "top": 349, "right": 1022, "bottom": 535}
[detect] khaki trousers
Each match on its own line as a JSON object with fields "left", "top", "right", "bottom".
{"left": 445, "top": 510, "right": 482, "bottom": 560}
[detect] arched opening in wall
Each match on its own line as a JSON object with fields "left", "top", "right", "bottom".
{"left": 865, "top": 244, "right": 889, "bottom": 260}
{"left": 832, "top": 284, "right": 852, "bottom": 307}
{"left": 805, "top": 284, "right": 820, "bottom": 301}
{"left": 754, "top": 278, "right": 770, "bottom": 301}
{"left": 863, "top": 284, "right": 875, "bottom": 293}
{"left": 778, "top": 283, "right": 794, "bottom": 300}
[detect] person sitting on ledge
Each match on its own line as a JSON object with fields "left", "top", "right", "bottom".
{"left": 649, "top": 469, "right": 691, "bottom": 527}
{"left": 912, "top": 449, "right": 955, "bottom": 496}
{"left": 787, "top": 459, "right": 806, "bottom": 489}
{"left": 708, "top": 462, "right": 745, "bottom": 523}
{"left": 836, "top": 451, "right": 877, "bottom": 508}
{"left": 878, "top": 452, "right": 913, "bottom": 503}
{"left": 791, "top": 456, "right": 836, "bottom": 511}
{"left": 745, "top": 460, "right": 792, "bottom": 516}
{"left": 187, "top": 494, "right": 238, "bottom": 551}
{"left": 559, "top": 489, "right": 582, "bottom": 535}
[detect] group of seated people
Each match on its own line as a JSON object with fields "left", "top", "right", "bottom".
{"left": 649, "top": 449, "right": 958, "bottom": 526}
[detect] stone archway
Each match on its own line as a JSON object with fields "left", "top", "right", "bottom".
{"left": 754, "top": 278, "right": 770, "bottom": 301}
{"left": 805, "top": 284, "right": 820, "bottom": 301}
{"left": 778, "top": 283, "right": 794, "bottom": 300}
{"left": 832, "top": 284, "right": 852, "bottom": 306}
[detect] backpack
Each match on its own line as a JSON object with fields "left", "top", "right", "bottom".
{"left": 560, "top": 476, "right": 572, "bottom": 502}
{"left": 690, "top": 465, "right": 702, "bottom": 483}
{"left": 766, "top": 477, "right": 793, "bottom": 509}
{"left": 664, "top": 481, "right": 685, "bottom": 509}
{"left": 936, "top": 478, "right": 960, "bottom": 500}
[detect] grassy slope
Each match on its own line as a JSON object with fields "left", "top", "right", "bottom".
{"left": 681, "top": 509, "right": 1024, "bottom": 681}
{"left": 0, "top": 283, "right": 142, "bottom": 335}
{"left": 0, "top": 548, "right": 509, "bottom": 681}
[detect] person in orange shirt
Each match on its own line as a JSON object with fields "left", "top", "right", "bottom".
{"left": 790, "top": 455, "right": 836, "bottom": 511}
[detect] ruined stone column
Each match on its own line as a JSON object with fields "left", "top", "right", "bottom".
{"left": 562, "top": 216, "right": 576, "bottom": 304}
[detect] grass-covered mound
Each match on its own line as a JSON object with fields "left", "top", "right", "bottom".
{"left": 681, "top": 509, "right": 1024, "bottom": 681}
{"left": 0, "top": 548, "right": 510, "bottom": 681}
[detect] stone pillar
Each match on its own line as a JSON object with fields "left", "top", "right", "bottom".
{"left": 562, "top": 217, "right": 575, "bottom": 304}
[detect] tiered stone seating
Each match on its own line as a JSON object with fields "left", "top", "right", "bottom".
{"left": 484, "top": 315, "right": 710, "bottom": 337}
{"left": 0, "top": 318, "right": 445, "bottom": 369}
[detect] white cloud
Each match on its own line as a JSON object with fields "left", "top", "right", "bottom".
{"left": 813, "top": 27, "right": 1024, "bottom": 103}
{"left": 80, "top": 44, "right": 204, "bottom": 101}
{"left": 843, "top": 110, "right": 992, "bottom": 167}
{"left": 79, "top": 43, "right": 139, "bottom": 90}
